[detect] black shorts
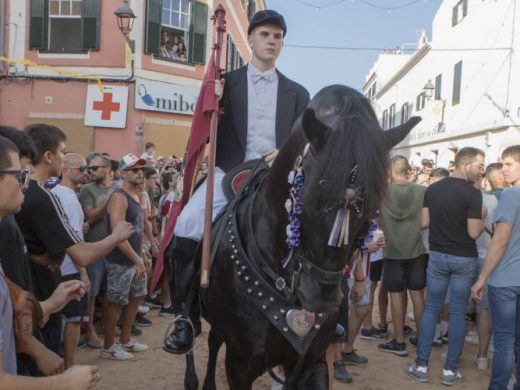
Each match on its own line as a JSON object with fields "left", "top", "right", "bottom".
{"left": 382, "top": 255, "right": 426, "bottom": 293}
{"left": 369, "top": 259, "right": 383, "bottom": 282}
{"left": 62, "top": 273, "right": 89, "bottom": 323}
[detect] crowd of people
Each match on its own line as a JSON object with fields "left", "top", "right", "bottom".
{"left": 0, "top": 129, "right": 191, "bottom": 388}
{"left": 326, "top": 147, "right": 520, "bottom": 390}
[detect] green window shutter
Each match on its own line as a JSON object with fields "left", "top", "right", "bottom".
{"left": 452, "top": 5, "right": 458, "bottom": 26}
{"left": 462, "top": 0, "right": 468, "bottom": 17}
{"left": 81, "top": 0, "right": 100, "bottom": 50}
{"left": 29, "top": 0, "right": 48, "bottom": 50}
{"left": 145, "top": 0, "right": 161, "bottom": 55}
{"left": 189, "top": 2, "right": 208, "bottom": 65}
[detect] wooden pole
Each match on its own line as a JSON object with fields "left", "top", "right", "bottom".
{"left": 200, "top": 5, "right": 226, "bottom": 288}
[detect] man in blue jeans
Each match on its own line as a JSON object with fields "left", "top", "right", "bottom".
{"left": 405, "top": 147, "right": 485, "bottom": 385}
{"left": 472, "top": 145, "right": 520, "bottom": 390}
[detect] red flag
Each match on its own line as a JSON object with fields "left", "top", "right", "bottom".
{"left": 151, "top": 45, "right": 221, "bottom": 292}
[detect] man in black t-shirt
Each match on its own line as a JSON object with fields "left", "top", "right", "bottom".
{"left": 16, "top": 124, "right": 134, "bottom": 354}
{"left": 405, "top": 147, "right": 485, "bottom": 385}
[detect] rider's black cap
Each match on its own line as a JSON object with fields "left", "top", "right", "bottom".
{"left": 247, "top": 10, "right": 287, "bottom": 37}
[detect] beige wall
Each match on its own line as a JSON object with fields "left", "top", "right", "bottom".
{"left": 143, "top": 122, "right": 191, "bottom": 159}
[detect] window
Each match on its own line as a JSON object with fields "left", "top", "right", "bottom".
{"left": 145, "top": 0, "right": 208, "bottom": 64}
{"left": 452, "top": 0, "right": 468, "bottom": 26}
{"left": 389, "top": 104, "right": 396, "bottom": 128}
{"left": 401, "top": 102, "right": 409, "bottom": 124}
{"left": 29, "top": 0, "right": 100, "bottom": 52}
{"left": 366, "top": 83, "right": 377, "bottom": 100}
{"left": 248, "top": 1, "right": 256, "bottom": 21}
{"left": 226, "top": 36, "right": 244, "bottom": 72}
{"left": 416, "top": 92, "right": 426, "bottom": 111}
{"left": 382, "top": 109, "right": 388, "bottom": 130}
{"left": 435, "top": 73, "right": 442, "bottom": 100}
{"left": 452, "top": 61, "right": 463, "bottom": 105}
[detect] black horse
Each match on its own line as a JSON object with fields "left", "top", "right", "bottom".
{"left": 182, "top": 85, "right": 420, "bottom": 389}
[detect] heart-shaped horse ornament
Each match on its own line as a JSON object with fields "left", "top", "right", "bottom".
{"left": 286, "top": 309, "right": 316, "bottom": 337}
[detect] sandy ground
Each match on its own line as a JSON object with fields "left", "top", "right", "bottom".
{"left": 77, "top": 308, "right": 490, "bottom": 390}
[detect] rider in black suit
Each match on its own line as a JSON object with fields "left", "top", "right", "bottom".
{"left": 165, "top": 10, "right": 310, "bottom": 354}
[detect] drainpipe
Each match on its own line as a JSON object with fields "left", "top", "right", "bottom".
{"left": 0, "top": 0, "right": 6, "bottom": 73}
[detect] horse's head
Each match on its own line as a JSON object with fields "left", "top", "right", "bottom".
{"left": 292, "top": 85, "right": 421, "bottom": 313}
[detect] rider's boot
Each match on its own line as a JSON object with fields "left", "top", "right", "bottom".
{"left": 163, "top": 236, "right": 200, "bottom": 354}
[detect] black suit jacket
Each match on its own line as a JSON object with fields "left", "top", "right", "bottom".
{"left": 215, "top": 65, "right": 310, "bottom": 173}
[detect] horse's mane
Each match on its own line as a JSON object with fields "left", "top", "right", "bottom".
{"left": 305, "top": 85, "right": 390, "bottom": 218}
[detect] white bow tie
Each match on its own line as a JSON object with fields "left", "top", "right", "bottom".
{"left": 251, "top": 71, "right": 275, "bottom": 83}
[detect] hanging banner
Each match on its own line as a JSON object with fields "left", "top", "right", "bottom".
{"left": 135, "top": 78, "right": 199, "bottom": 115}
{"left": 85, "top": 85, "right": 129, "bottom": 128}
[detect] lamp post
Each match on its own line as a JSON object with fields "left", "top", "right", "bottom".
{"left": 423, "top": 79, "right": 435, "bottom": 100}
{"left": 114, "top": 0, "right": 136, "bottom": 53}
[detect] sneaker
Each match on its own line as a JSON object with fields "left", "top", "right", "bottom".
{"left": 135, "top": 313, "right": 152, "bottom": 327}
{"left": 465, "top": 312, "right": 476, "bottom": 322}
{"left": 341, "top": 350, "right": 368, "bottom": 365}
{"left": 474, "top": 355, "right": 488, "bottom": 370}
{"left": 508, "top": 375, "right": 517, "bottom": 390}
{"left": 377, "top": 324, "right": 389, "bottom": 338}
{"left": 409, "top": 336, "right": 417, "bottom": 346}
{"left": 159, "top": 305, "right": 176, "bottom": 317}
{"left": 138, "top": 305, "right": 150, "bottom": 315}
{"left": 441, "top": 369, "right": 464, "bottom": 386}
{"left": 130, "top": 323, "right": 142, "bottom": 336}
{"left": 404, "top": 325, "right": 413, "bottom": 337}
{"left": 144, "top": 296, "right": 162, "bottom": 309}
{"left": 334, "top": 361, "right": 353, "bottom": 383}
{"left": 441, "top": 332, "right": 449, "bottom": 343}
{"left": 121, "top": 338, "right": 149, "bottom": 353}
{"left": 379, "top": 339, "right": 408, "bottom": 356}
{"left": 406, "top": 311, "right": 415, "bottom": 321}
{"left": 86, "top": 333, "right": 102, "bottom": 349}
{"left": 433, "top": 335, "right": 444, "bottom": 346}
{"left": 101, "top": 344, "right": 134, "bottom": 360}
{"left": 404, "top": 362, "right": 429, "bottom": 383}
{"left": 465, "top": 330, "right": 479, "bottom": 344}
{"left": 360, "top": 327, "right": 383, "bottom": 340}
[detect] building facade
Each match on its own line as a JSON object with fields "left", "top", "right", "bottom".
{"left": 364, "top": 0, "right": 520, "bottom": 167}
{"left": 0, "top": 0, "right": 263, "bottom": 158}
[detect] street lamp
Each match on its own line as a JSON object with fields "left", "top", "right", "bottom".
{"left": 423, "top": 79, "right": 435, "bottom": 100}
{"left": 114, "top": 0, "right": 136, "bottom": 52}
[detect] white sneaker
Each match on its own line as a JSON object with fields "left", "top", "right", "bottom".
{"left": 508, "top": 375, "right": 516, "bottom": 390}
{"left": 101, "top": 344, "right": 134, "bottom": 360}
{"left": 138, "top": 305, "right": 150, "bottom": 314}
{"left": 465, "top": 330, "right": 479, "bottom": 344}
{"left": 406, "top": 311, "right": 415, "bottom": 321}
{"left": 474, "top": 355, "right": 488, "bottom": 370}
{"left": 122, "top": 338, "right": 149, "bottom": 352}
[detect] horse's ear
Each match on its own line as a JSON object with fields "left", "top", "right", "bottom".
{"left": 302, "top": 108, "right": 330, "bottom": 150}
{"left": 384, "top": 116, "right": 422, "bottom": 148}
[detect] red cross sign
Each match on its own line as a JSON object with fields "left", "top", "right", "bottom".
{"left": 93, "top": 93, "right": 121, "bottom": 120}
{"left": 85, "top": 85, "right": 128, "bottom": 128}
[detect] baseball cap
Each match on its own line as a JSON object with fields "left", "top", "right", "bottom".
{"left": 248, "top": 10, "right": 287, "bottom": 37}
{"left": 118, "top": 153, "right": 147, "bottom": 171}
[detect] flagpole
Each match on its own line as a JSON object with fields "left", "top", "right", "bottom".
{"left": 200, "top": 5, "right": 226, "bottom": 288}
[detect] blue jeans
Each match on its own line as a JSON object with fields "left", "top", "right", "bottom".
{"left": 415, "top": 251, "right": 477, "bottom": 370}
{"left": 488, "top": 285, "right": 520, "bottom": 390}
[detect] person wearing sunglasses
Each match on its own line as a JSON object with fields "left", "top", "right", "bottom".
{"left": 79, "top": 153, "right": 118, "bottom": 349}
{"left": 51, "top": 153, "right": 90, "bottom": 369}
{"left": 15, "top": 124, "right": 135, "bottom": 357}
{"left": 0, "top": 136, "right": 101, "bottom": 389}
{"left": 103, "top": 154, "right": 150, "bottom": 360}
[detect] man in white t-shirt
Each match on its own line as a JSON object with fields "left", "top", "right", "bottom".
{"left": 52, "top": 153, "right": 89, "bottom": 368}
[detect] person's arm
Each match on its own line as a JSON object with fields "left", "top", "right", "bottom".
{"left": 0, "top": 353, "right": 98, "bottom": 390}
{"left": 350, "top": 252, "right": 365, "bottom": 303}
{"left": 471, "top": 221, "right": 513, "bottom": 300}
{"left": 39, "top": 279, "right": 86, "bottom": 320}
{"left": 22, "top": 336, "right": 64, "bottom": 376}
{"left": 421, "top": 207, "right": 430, "bottom": 229}
{"left": 106, "top": 192, "right": 146, "bottom": 275}
{"left": 467, "top": 218, "right": 484, "bottom": 239}
{"left": 65, "top": 220, "right": 134, "bottom": 268}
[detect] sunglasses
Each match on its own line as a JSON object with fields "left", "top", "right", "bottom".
{"left": 88, "top": 165, "right": 108, "bottom": 172}
{"left": 70, "top": 165, "right": 87, "bottom": 173}
{"left": 0, "top": 169, "right": 30, "bottom": 187}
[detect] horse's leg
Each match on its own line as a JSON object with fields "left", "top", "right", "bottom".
{"left": 224, "top": 348, "right": 254, "bottom": 390}
{"left": 202, "top": 329, "right": 224, "bottom": 390}
{"left": 292, "top": 359, "right": 329, "bottom": 390}
{"left": 184, "top": 351, "right": 199, "bottom": 390}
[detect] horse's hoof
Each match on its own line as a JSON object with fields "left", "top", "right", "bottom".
{"left": 184, "top": 378, "right": 199, "bottom": 390}
{"left": 202, "top": 382, "right": 216, "bottom": 390}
